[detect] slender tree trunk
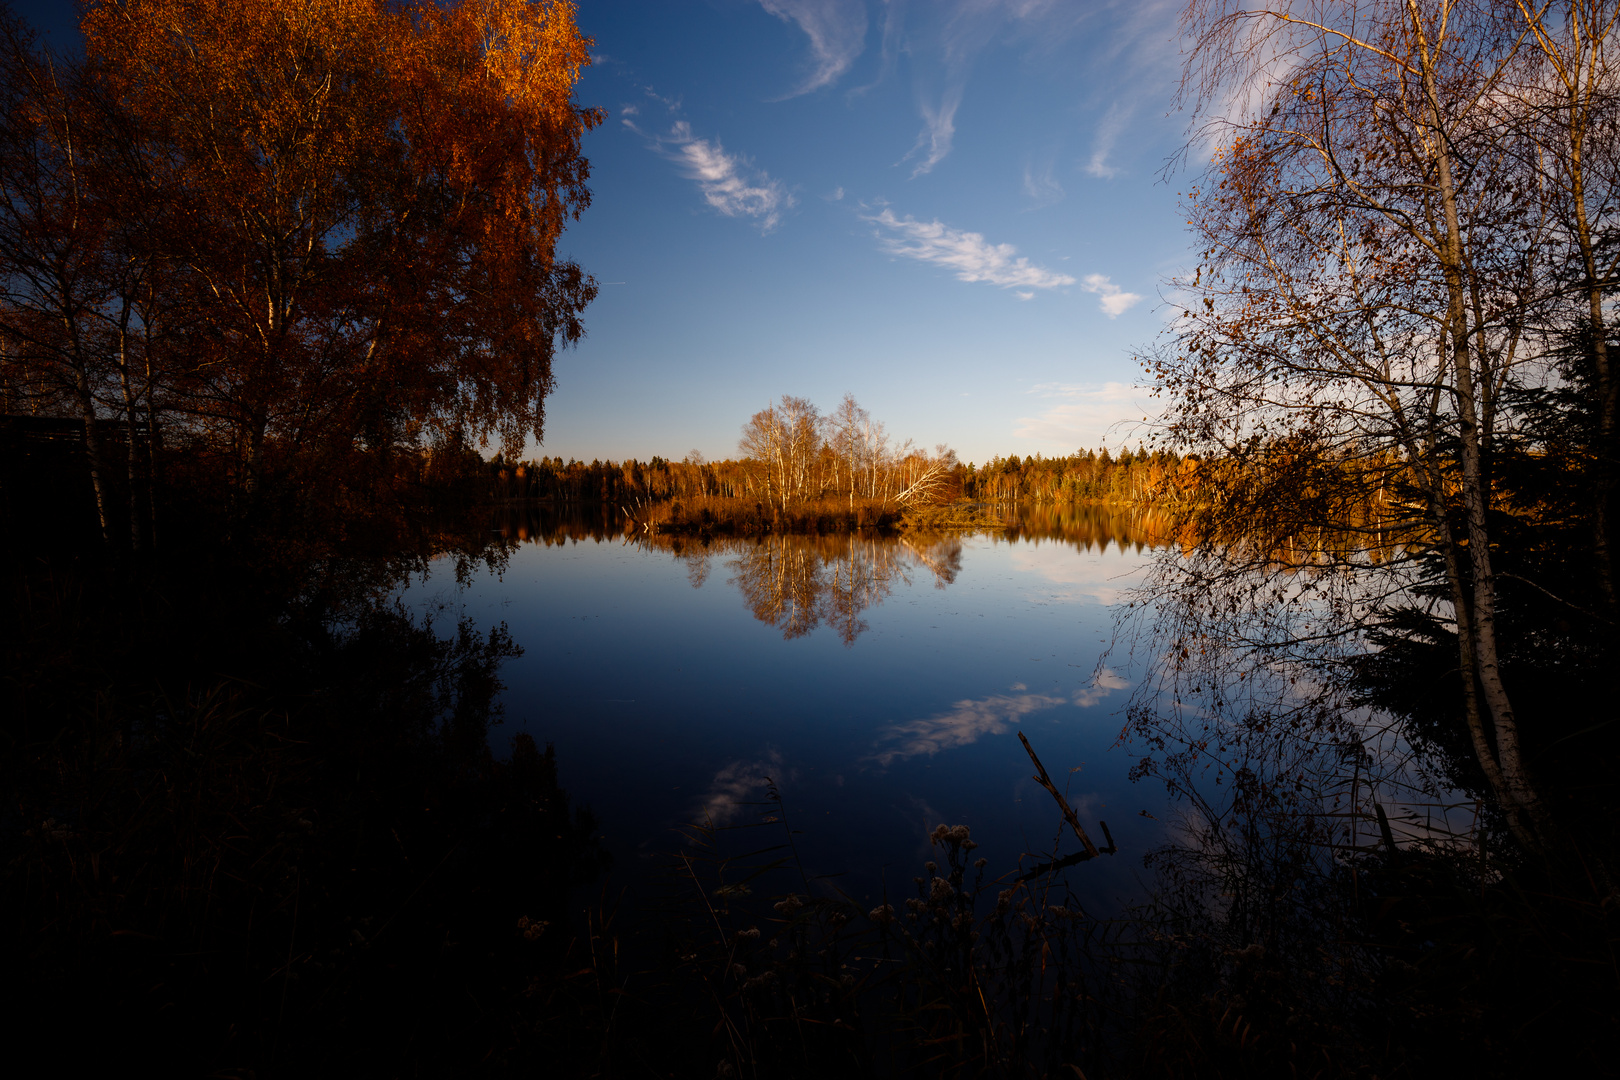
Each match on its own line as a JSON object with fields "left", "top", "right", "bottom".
{"left": 1568, "top": 104, "right": 1618, "bottom": 610}
{"left": 1427, "top": 462, "right": 1542, "bottom": 850}
{"left": 245, "top": 406, "right": 267, "bottom": 497}
{"left": 72, "top": 365, "right": 112, "bottom": 548}
{"left": 1522, "top": 0, "right": 1620, "bottom": 611}
{"left": 1415, "top": 5, "right": 1557, "bottom": 848}
{"left": 115, "top": 316, "right": 143, "bottom": 551}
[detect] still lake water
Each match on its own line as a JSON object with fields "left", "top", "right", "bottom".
{"left": 404, "top": 508, "right": 1175, "bottom": 910}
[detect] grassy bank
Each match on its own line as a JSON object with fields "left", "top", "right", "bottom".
{"left": 619, "top": 494, "right": 1020, "bottom": 536}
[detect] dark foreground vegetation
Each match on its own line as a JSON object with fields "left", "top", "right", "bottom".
{"left": 2, "top": 426, "right": 614, "bottom": 1071}
{"left": 8, "top": 436, "right": 1617, "bottom": 1078}
{"left": 5, "top": 0, "right": 1620, "bottom": 1076}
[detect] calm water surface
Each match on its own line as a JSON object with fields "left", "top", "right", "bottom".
{"left": 404, "top": 508, "right": 1175, "bottom": 910}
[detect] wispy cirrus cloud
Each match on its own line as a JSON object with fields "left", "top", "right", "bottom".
{"left": 1080, "top": 273, "right": 1142, "bottom": 317}
{"left": 1014, "top": 381, "right": 1155, "bottom": 450}
{"left": 758, "top": 0, "right": 868, "bottom": 95}
{"left": 907, "top": 86, "right": 963, "bottom": 177}
{"left": 884, "top": 0, "right": 1100, "bottom": 175}
{"left": 859, "top": 0, "right": 1184, "bottom": 180}
{"left": 1085, "top": 102, "right": 1130, "bottom": 179}
{"left": 1022, "top": 156, "right": 1064, "bottom": 208}
{"left": 863, "top": 208, "right": 1076, "bottom": 291}
{"left": 629, "top": 115, "right": 795, "bottom": 232}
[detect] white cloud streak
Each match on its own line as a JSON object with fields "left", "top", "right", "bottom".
{"left": 1007, "top": 543, "right": 1153, "bottom": 603}
{"left": 655, "top": 121, "right": 795, "bottom": 232}
{"left": 758, "top": 0, "right": 868, "bottom": 95}
{"left": 860, "top": 0, "right": 1187, "bottom": 185}
{"left": 1013, "top": 381, "right": 1156, "bottom": 450}
{"left": 869, "top": 675, "right": 1130, "bottom": 766}
{"left": 909, "top": 86, "right": 963, "bottom": 177}
{"left": 886, "top": 0, "right": 1103, "bottom": 175}
{"left": 1075, "top": 668, "right": 1130, "bottom": 708}
{"left": 869, "top": 692, "right": 1065, "bottom": 766}
{"left": 1080, "top": 273, "right": 1142, "bottom": 317}
{"left": 1022, "top": 157, "right": 1064, "bottom": 207}
{"left": 1085, "top": 102, "right": 1130, "bottom": 179}
{"left": 863, "top": 208, "right": 1076, "bottom": 290}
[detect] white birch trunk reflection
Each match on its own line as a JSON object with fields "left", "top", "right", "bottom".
{"left": 643, "top": 532, "right": 963, "bottom": 644}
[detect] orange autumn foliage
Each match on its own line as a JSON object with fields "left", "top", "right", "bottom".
{"left": 76, "top": 0, "right": 600, "bottom": 484}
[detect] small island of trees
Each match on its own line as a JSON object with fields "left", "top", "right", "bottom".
{"left": 455, "top": 393, "right": 1202, "bottom": 535}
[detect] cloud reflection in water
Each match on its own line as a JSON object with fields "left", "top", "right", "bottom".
{"left": 870, "top": 691, "right": 1068, "bottom": 767}
{"left": 870, "top": 669, "right": 1131, "bottom": 767}
{"left": 697, "top": 751, "right": 787, "bottom": 827}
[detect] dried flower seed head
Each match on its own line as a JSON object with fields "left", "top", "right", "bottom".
{"left": 929, "top": 877, "right": 954, "bottom": 901}
{"left": 742, "top": 970, "right": 778, "bottom": 992}
{"left": 868, "top": 903, "right": 896, "bottom": 925}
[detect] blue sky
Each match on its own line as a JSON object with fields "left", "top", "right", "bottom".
{"left": 16, "top": 0, "right": 1195, "bottom": 466}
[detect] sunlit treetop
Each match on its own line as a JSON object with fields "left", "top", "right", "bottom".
{"left": 73, "top": 0, "right": 602, "bottom": 461}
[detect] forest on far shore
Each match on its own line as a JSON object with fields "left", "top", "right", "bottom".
{"left": 475, "top": 444, "right": 1184, "bottom": 509}
{"left": 443, "top": 393, "right": 1199, "bottom": 524}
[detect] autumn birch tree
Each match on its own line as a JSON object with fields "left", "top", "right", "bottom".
{"left": 1147, "top": 0, "right": 1604, "bottom": 853}
{"left": 0, "top": 17, "right": 125, "bottom": 544}
{"left": 78, "top": 0, "right": 600, "bottom": 495}
{"left": 1502, "top": 1, "right": 1620, "bottom": 607}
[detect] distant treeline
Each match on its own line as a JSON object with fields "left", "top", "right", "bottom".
{"left": 449, "top": 391, "right": 1405, "bottom": 546}
{"left": 474, "top": 444, "right": 1204, "bottom": 510}
{"left": 450, "top": 394, "right": 1201, "bottom": 517}
{"left": 961, "top": 446, "right": 1199, "bottom": 505}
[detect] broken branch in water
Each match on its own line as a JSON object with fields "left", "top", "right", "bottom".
{"left": 1018, "top": 731, "right": 1113, "bottom": 861}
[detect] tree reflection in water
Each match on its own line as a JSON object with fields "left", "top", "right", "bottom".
{"left": 486, "top": 500, "right": 1171, "bottom": 645}
{"left": 646, "top": 532, "right": 963, "bottom": 644}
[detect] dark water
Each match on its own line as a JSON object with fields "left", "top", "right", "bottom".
{"left": 401, "top": 506, "right": 1175, "bottom": 910}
